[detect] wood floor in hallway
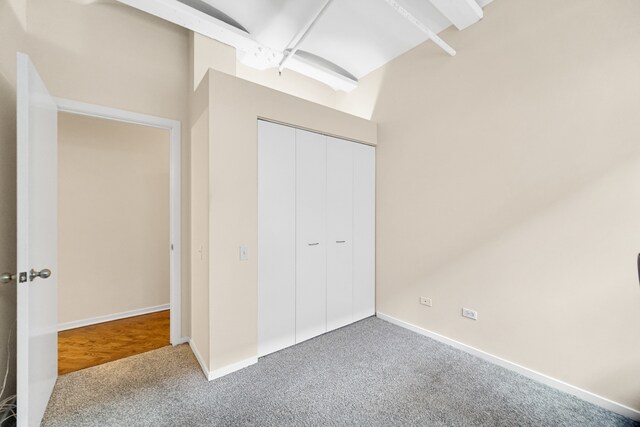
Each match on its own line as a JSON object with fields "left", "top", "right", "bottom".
{"left": 58, "top": 310, "right": 170, "bottom": 375}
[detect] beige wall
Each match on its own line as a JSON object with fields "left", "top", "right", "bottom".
{"left": 235, "top": 62, "right": 338, "bottom": 110}
{"left": 58, "top": 113, "right": 170, "bottom": 324}
{"left": 341, "top": 0, "right": 640, "bottom": 410}
{"left": 189, "top": 75, "right": 210, "bottom": 367}
{"left": 200, "top": 69, "right": 376, "bottom": 371}
{"left": 191, "top": 32, "right": 236, "bottom": 90}
{"left": 0, "top": 0, "right": 26, "bottom": 86}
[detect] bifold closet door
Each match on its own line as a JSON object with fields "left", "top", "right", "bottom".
{"left": 353, "top": 143, "right": 376, "bottom": 321}
{"left": 326, "top": 137, "right": 354, "bottom": 331}
{"left": 296, "top": 129, "right": 327, "bottom": 343}
{"left": 258, "top": 121, "right": 296, "bottom": 357}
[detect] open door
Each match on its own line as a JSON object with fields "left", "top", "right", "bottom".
{"left": 16, "top": 53, "right": 58, "bottom": 427}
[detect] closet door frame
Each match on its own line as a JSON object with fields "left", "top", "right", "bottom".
{"left": 353, "top": 143, "right": 376, "bottom": 321}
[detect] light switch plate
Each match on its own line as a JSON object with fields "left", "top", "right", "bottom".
{"left": 240, "top": 246, "right": 248, "bottom": 261}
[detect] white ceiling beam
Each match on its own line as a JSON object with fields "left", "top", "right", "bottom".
{"left": 278, "top": 0, "right": 334, "bottom": 73}
{"left": 430, "top": 0, "right": 482, "bottom": 31}
{"left": 116, "top": 0, "right": 279, "bottom": 65}
{"left": 117, "top": 0, "right": 357, "bottom": 91}
{"left": 381, "top": 0, "right": 455, "bottom": 56}
{"left": 286, "top": 55, "right": 357, "bottom": 92}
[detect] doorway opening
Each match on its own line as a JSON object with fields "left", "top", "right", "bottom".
{"left": 55, "top": 100, "right": 182, "bottom": 374}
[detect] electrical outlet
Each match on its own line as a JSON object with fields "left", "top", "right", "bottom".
{"left": 462, "top": 308, "right": 478, "bottom": 320}
{"left": 419, "top": 296, "right": 432, "bottom": 307}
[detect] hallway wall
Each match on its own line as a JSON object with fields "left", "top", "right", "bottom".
{"left": 58, "top": 113, "right": 170, "bottom": 325}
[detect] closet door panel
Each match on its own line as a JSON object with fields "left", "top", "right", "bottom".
{"left": 258, "top": 121, "right": 296, "bottom": 356}
{"left": 353, "top": 143, "right": 376, "bottom": 321}
{"left": 296, "top": 129, "right": 327, "bottom": 343}
{"left": 326, "top": 137, "right": 354, "bottom": 331}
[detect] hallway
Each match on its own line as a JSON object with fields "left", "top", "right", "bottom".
{"left": 58, "top": 310, "right": 170, "bottom": 375}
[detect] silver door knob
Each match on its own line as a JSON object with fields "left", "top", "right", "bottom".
{"left": 29, "top": 268, "right": 51, "bottom": 282}
{"left": 0, "top": 273, "right": 16, "bottom": 284}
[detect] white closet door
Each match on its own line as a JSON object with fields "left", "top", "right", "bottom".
{"left": 326, "top": 137, "right": 354, "bottom": 331}
{"left": 353, "top": 143, "right": 376, "bottom": 321}
{"left": 258, "top": 121, "right": 296, "bottom": 356}
{"left": 296, "top": 128, "right": 327, "bottom": 343}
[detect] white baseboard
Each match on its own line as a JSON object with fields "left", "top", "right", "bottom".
{"left": 209, "top": 356, "right": 258, "bottom": 380}
{"left": 172, "top": 337, "right": 190, "bottom": 346}
{"left": 58, "top": 304, "right": 170, "bottom": 332}
{"left": 189, "top": 339, "right": 210, "bottom": 380}
{"left": 376, "top": 312, "right": 640, "bottom": 422}
{"left": 188, "top": 339, "right": 257, "bottom": 381}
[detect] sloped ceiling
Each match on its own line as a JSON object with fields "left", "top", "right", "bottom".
{"left": 118, "top": 0, "right": 493, "bottom": 91}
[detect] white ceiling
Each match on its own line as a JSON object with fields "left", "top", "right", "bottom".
{"left": 119, "top": 0, "right": 493, "bottom": 91}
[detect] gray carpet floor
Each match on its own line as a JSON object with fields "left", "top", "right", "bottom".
{"left": 42, "top": 317, "right": 638, "bottom": 427}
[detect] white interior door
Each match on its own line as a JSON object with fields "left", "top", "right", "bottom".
{"left": 326, "top": 137, "right": 354, "bottom": 332}
{"left": 16, "top": 53, "right": 59, "bottom": 427}
{"left": 295, "top": 129, "right": 327, "bottom": 343}
{"left": 257, "top": 121, "right": 296, "bottom": 356}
